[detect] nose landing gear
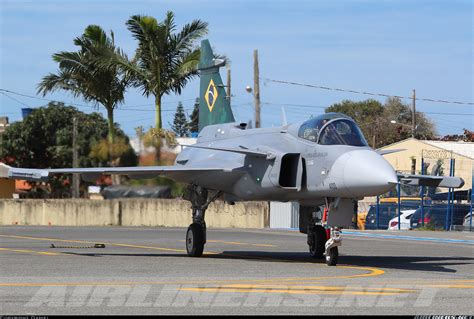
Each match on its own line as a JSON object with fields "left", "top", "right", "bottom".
{"left": 307, "top": 223, "right": 342, "bottom": 266}
{"left": 306, "top": 198, "right": 352, "bottom": 266}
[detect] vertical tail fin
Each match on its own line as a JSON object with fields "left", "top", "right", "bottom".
{"left": 198, "top": 40, "right": 235, "bottom": 131}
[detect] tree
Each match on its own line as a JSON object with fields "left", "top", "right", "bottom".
{"left": 171, "top": 102, "right": 189, "bottom": 137}
{"left": 326, "top": 98, "right": 436, "bottom": 148}
{"left": 326, "top": 99, "right": 384, "bottom": 147}
{"left": 37, "top": 25, "right": 129, "bottom": 145}
{"left": 115, "top": 12, "right": 208, "bottom": 130}
{"left": 0, "top": 102, "right": 136, "bottom": 194}
{"left": 439, "top": 129, "right": 474, "bottom": 142}
{"left": 381, "top": 97, "right": 435, "bottom": 143}
{"left": 188, "top": 98, "right": 200, "bottom": 134}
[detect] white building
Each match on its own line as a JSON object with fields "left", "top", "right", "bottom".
{"left": 130, "top": 137, "right": 197, "bottom": 155}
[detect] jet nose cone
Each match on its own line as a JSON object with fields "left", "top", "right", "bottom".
{"left": 342, "top": 150, "right": 397, "bottom": 197}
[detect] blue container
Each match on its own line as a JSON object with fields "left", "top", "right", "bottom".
{"left": 21, "top": 108, "right": 33, "bottom": 119}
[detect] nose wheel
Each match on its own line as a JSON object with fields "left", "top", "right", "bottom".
{"left": 325, "top": 246, "right": 339, "bottom": 266}
{"left": 324, "top": 227, "right": 342, "bottom": 266}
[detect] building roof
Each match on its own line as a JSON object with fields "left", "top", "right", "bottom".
{"left": 423, "top": 140, "right": 474, "bottom": 160}
{"left": 379, "top": 138, "right": 474, "bottom": 160}
{"left": 0, "top": 116, "right": 9, "bottom": 134}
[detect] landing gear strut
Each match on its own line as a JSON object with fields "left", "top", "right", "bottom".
{"left": 184, "top": 185, "right": 221, "bottom": 257}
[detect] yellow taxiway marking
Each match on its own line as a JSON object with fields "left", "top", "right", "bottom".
{"left": 0, "top": 247, "right": 61, "bottom": 256}
{"left": 0, "top": 234, "right": 381, "bottom": 273}
{"left": 180, "top": 287, "right": 404, "bottom": 296}
{"left": 1, "top": 233, "right": 471, "bottom": 295}
{"left": 223, "top": 284, "right": 416, "bottom": 293}
{"left": 422, "top": 284, "right": 474, "bottom": 289}
{"left": 357, "top": 279, "right": 474, "bottom": 286}
{"left": 0, "top": 267, "right": 384, "bottom": 288}
{"left": 0, "top": 234, "right": 386, "bottom": 286}
{"left": 202, "top": 240, "right": 276, "bottom": 248}
{"left": 0, "top": 266, "right": 386, "bottom": 288}
{"left": 0, "top": 234, "right": 194, "bottom": 255}
{"left": 0, "top": 234, "right": 385, "bottom": 284}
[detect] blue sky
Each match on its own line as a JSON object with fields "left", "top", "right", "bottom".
{"left": 0, "top": 0, "right": 472, "bottom": 137}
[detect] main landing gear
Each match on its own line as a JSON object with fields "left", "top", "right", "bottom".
{"left": 184, "top": 185, "right": 222, "bottom": 257}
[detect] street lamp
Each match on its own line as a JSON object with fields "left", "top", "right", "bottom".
{"left": 390, "top": 120, "right": 418, "bottom": 132}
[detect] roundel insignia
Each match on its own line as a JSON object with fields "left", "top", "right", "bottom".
{"left": 205, "top": 79, "right": 218, "bottom": 112}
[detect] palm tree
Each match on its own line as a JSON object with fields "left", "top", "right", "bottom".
{"left": 37, "top": 25, "right": 129, "bottom": 144}
{"left": 119, "top": 11, "right": 208, "bottom": 130}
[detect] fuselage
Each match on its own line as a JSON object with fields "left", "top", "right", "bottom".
{"left": 176, "top": 116, "right": 398, "bottom": 206}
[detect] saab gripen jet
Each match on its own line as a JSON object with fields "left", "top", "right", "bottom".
{"left": 0, "top": 40, "right": 464, "bottom": 266}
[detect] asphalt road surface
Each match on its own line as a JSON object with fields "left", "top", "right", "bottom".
{"left": 1, "top": 226, "right": 473, "bottom": 315}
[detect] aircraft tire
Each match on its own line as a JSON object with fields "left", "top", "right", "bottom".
{"left": 186, "top": 223, "right": 205, "bottom": 257}
{"left": 325, "top": 247, "right": 338, "bottom": 266}
{"left": 308, "top": 225, "right": 326, "bottom": 258}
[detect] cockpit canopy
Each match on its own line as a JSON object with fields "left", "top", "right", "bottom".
{"left": 298, "top": 113, "right": 368, "bottom": 146}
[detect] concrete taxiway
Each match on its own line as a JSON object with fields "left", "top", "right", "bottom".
{"left": 0, "top": 226, "right": 473, "bottom": 315}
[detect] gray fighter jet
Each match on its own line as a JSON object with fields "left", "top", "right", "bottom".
{"left": 0, "top": 40, "right": 464, "bottom": 266}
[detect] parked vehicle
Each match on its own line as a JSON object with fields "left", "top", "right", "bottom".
{"left": 410, "top": 204, "right": 471, "bottom": 230}
{"left": 463, "top": 212, "right": 473, "bottom": 231}
{"left": 365, "top": 202, "right": 420, "bottom": 230}
{"left": 357, "top": 211, "right": 368, "bottom": 230}
{"left": 388, "top": 209, "right": 416, "bottom": 230}
{"left": 379, "top": 197, "right": 429, "bottom": 205}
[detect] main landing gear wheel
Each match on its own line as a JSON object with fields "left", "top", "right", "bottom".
{"left": 186, "top": 223, "right": 205, "bottom": 257}
{"left": 308, "top": 225, "right": 327, "bottom": 258}
{"left": 325, "top": 246, "right": 338, "bottom": 266}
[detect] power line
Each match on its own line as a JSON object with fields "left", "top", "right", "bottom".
{"left": 118, "top": 107, "right": 192, "bottom": 113}
{"left": 260, "top": 100, "right": 473, "bottom": 117}
{"left": 2, "top": 87, "right": 471, "bottom": 130}
{"left": 263, "top": 78, "right": 474, "bottom": 106}
{"left": 0, "top": 88, "right": 93, "bottom": 108}
{"left": 427, "top": 115, "right": 473, "bottom": 126}
{"left": 0, "top": 88, "right": 198, "bottom": 110}
{"left": 262, "top": 101, "right": 326, "bottom": 109}
{"left": 0, "top": 91, "right": 32, "bottom": 108}
{"left": 122, "top": 98, "right": 197, "bottom": 108}
{"left": 424, "top": 111, "right": 474, "bottom": 117}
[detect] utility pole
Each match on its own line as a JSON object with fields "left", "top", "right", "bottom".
{"left": 72, "top": 117, "right": 80, "bottom": 198}
{"left": 135, "top": 126, "right": 144, "bottom": 156}
{"left": 226, "top": 66, "right": 231, "bottom": 104}
{"left": 412, "top": 89, "right": 416, "bottom": 138}
{"left": 253, "top": 49, "right": 261, "bottom": 128}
